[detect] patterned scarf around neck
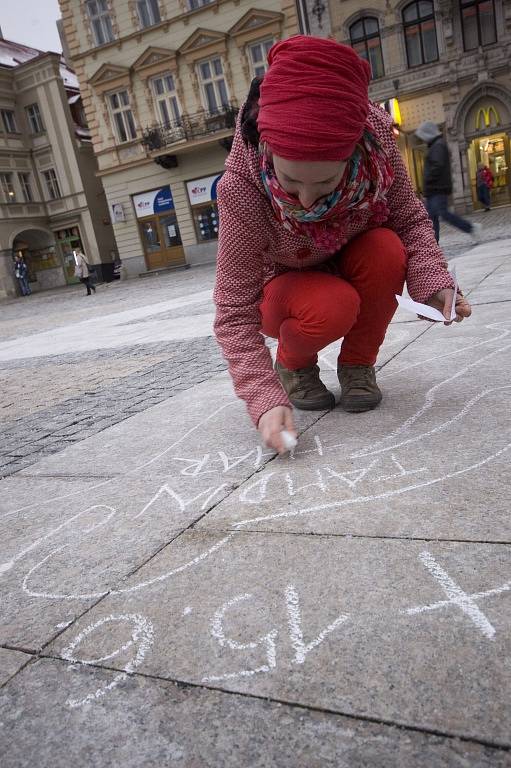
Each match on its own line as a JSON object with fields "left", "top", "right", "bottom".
{"left": 259, "top": 129, "right": 394, "bottom": 254}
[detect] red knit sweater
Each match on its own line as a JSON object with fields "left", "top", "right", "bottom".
{"left": 214, "top": 103, "right": 455, "bottom": 426}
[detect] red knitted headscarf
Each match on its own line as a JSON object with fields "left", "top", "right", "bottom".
{"left": 257, "top": 36, "right": 371, "bottom": 161}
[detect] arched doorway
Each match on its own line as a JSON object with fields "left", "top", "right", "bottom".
{"left": 455, "top": 86, "right": 511, "bottom": 210}
{"left": 11, "top": 229, "right": 66, "bottom": 292}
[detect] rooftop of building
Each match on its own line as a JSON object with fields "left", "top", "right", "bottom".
{"left": 0, "top": 36, "right": 78, "bottom": 90}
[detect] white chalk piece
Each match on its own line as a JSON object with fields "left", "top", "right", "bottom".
{"left": 281, "top": 430, "right": 298, "bottom": 451}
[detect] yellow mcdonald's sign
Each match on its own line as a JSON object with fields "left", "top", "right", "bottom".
{"left": 475, "top": 106, "right": 500, "bottom": 130}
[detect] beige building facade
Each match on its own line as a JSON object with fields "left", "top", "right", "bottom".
{"left": 322, "top": 0, "right": 511, "bottom": 212}
{"left": 0, "top": 39, "right": 117, "bottom": 299}
{"left": 57, "top": 0, "right": 299, "bottom": 277}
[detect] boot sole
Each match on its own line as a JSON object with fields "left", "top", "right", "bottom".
{"left": 339, "top": 395, "right": 382, "bottom": 413}
{"left": 289, "top": 393, "right": 336, "bottom": 411}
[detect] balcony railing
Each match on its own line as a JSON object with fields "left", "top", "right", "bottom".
{"left": 141, "top": 103, "right": 238, "bottom": 151}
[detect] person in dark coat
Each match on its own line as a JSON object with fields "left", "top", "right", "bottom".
{"left": 415, "top": 121, "right": 481, "bottom": 243}
{"left": 14, "top": 254, "right": 31, "bottom": 296}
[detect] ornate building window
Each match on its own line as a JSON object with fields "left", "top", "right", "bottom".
{"left": 26, "top": 104, "right": 44, "bottom": 133}
{"left": 460, "top": 0, "right": 497, "bottom": 50}
{"left": 42, "top": 169, "right": 62, "bottom": 200}
{"left": 151, "top": 75, "right": 181, "bottom": 126}
{"left": 403, "top": 1, "right": 439, "bottom": 67}
{"left": 137, "top": 0, "right": 160, "bottom": 28}
{"left": 197, "top": 58, "right": 230, "bottom": 113}
{"left": 108, "top": 90, "right": 137, "bottom": 142}
{"left": 349, "top": 17, "right": 385, "bottom": 79}
{"left": 86, "top": 0, "right": 115, "bottom": 46}
{"left": 247, "top": 39, "right": 273, "bottom": 77}
{"left": 0, "top": 109, "right": 18, "bottom": 133}
{"left": 18, "top": 172, "right": 34, "bottom": 202}
{"left": 0, "top": 172, "right": 16, "bottom": 203}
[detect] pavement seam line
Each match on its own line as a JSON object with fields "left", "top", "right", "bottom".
{"left": 32, "top": 653, "right": 511, "bottom": 753}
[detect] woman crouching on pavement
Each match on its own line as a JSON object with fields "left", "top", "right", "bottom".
{"left": 213, "top": 35, "right": 471, "bottom": 455}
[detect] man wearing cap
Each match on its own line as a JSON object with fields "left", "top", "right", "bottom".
{"left": 214, "top": 35, "right": 472, "bottom": 455}
{"left": 415, "top": 120, "right": 481, "bottom": 244}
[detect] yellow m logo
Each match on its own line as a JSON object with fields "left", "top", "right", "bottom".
{"left": 475, "top": 106, "right": 500, "bottom": 130}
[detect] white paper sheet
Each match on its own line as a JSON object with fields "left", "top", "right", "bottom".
{"left": 396, "top": 268, "right": 458, "bottom": 322}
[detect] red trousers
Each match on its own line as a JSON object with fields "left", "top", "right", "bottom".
{"left": 260, "top": 228, "right": 407, "bottom": 369}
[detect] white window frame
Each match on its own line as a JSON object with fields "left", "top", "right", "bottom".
{"left": 42, "top": 168, "right": 62, "bottom": 200}
{"left": 86, "top": 0, "right": 115, "bottom": 46}
{"left": 1, "top": 109, "right": 18, "bottom": 133}
{"left": 18, "top": 172, "right": 34, "bottom": 202}
{"left": 137, "top": 0, "right": 161, "bottom": 27}
{"left": 247, "top": 38, "right": 274, "bottom": 78}
{"left": 0, "top": 172, "right": 17, "bottom": 203}
{"left": 187, "top": 0, "right": 214, "bottom": 10}
{"left": 26, "top": 103, "right": 44, "bottom": 134}
{"left": 108, "top": 90, "right": 137, "bottom": 143}
{"left": 151, "top": 74, "right": 181, "bottom": 126}
{"left": 197, "top": 57, "right": 230, "bottom": 114}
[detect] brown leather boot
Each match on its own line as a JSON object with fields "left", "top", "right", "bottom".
{"left": 338, "top": 364, "right": 382, "bottom": 413}
{"left": 275, "top": 361, "right": 335, "bottom": 411}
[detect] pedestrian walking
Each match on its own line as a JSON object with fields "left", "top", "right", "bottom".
{"left": 415, "top": 120, "right": 482, "bottom": 243}
{"left": 476, "top": 163, "right": 493, "bottom": 211}
{"left": 214, "top": 36, "right": 472, "bottom": 455}
{"left": 14, "top": 254, "right": 31, "bottom": 296}
{"left": 74, "top": 249, "right": 96, "bottom": 296}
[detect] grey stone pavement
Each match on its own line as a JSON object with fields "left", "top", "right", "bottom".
{"left": 1, "top": 207, "right": 510, "bottom": 766}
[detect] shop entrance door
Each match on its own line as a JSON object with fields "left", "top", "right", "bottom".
{"left": 470, "top": 132, "right": 511, "bottom": 209}
{"left": 139, "top": 214, "right": 185, "bottom": 270}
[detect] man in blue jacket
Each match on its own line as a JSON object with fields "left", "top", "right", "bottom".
{"left": 415, "top": 121, "right": 481, "bottom": 244}
{"left": 14, "top": 254, "right": 31, "bottom": 296}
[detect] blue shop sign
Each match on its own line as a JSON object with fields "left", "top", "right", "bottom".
{"left": 133, "top": 185, "right": 174, "bottom": 219}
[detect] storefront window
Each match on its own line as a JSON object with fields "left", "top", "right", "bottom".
{"left": 186, "top": 173, "right": 223, "bottom": 243}
{"left": 193, "top": 204, "right": 219, "bottom": 242}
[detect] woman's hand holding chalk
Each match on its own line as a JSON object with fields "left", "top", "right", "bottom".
{"left": 257, "top": 406, "right": 296, "bottom": 455}
{"left": 281, "top": 430, "right": 298, "bottom": 451}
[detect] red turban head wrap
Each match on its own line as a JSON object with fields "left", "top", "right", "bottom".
{"left": 257, "top": 35, "right": 371, "bottom": 161}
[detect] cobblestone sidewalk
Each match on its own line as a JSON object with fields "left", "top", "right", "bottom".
{"left": 0, "top": 338, "right": 226, "bottom": 477}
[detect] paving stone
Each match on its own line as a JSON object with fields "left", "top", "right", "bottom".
{"left": 48, "top": 531, "right": 511, "bottom": 746}
{"left": 4, "top": 445, "right": 37, "bottom": 458}
{"left": 1, "top": 659, "right": 507, "bottom": 768}
{"left": 0, "top": 647, "right": 32, "bottom": 686}
{"left": 198, "top": 301, "right": 511, "bottom": 541}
